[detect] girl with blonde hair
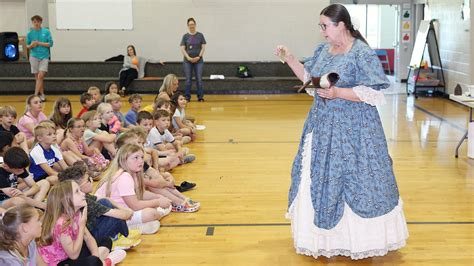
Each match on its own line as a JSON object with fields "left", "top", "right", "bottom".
{"left": 95, "top": 144, "right": 170, "bottom": 234}
{"left": 157, "top": 74, "right": 179, "bottom": 101}
{"left": 38, "top": 180, "right": 126, "bottom": 265}
{"left": 17, "top": 94, "right": 47, "bottom": 147}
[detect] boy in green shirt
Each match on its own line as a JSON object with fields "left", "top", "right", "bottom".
{"left": 26, "top": 15, "right": 53, "bottom": 101}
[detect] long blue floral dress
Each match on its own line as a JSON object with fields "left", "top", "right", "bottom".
{"left": 286, "top": 39, "right": 409, "bottom": 259}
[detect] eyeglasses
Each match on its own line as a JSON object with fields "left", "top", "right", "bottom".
{"left": 318, "top": 22, "right": 337, "bottom": 31}
{"left": 80, "top": 175, "right": 93, "bottom": 187}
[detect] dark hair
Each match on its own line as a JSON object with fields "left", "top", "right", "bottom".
{"left": 104, "top": 81, "right": 118, "bottom": 94}
{"left": 187, "top": 17, "right": 196, "bottom": 25}
{"left": 320, "top": 4, "right": 368, "bottom": 45}
{"left": 153, "top": 109, "right": 170, "bottom": 120}
{"left": 0, "top": 131, "right": 14, "bottom": 154}
{"left": 31, "top": 15, "right": 43, "bottom": 22}
{"left": 127, "top": 45, "right": 136, "bottom": 56}
{"left": 137, "top": 111, "right": 153, "bottom": 124}
{"left": 4, "top": 147, "right": 30, "bottom": 169}
{"left": 80, "top": 92, "right": 93, "bottom": 105}
{"left": 50, "top": 97, "right": 72, "bottom": 129}
{"left": 170, "top": 91, "right": 184, "bottom": 107}
{"left": 58, "top": 161, "right": 87, "bottom": 183}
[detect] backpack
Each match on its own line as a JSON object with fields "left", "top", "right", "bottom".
{"left": 236, "top": 65, "right": 252, "bottom": 78}
{"left": 105, "top": 55, "right": 124, "bottom": 62}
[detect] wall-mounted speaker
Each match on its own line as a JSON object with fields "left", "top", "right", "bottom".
{"left": 0, "top": 32, "right": 19, "bottom": 61}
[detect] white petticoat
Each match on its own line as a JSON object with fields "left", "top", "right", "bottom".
{"left": 286, "top": 132, "right": 409, "bottom": 260}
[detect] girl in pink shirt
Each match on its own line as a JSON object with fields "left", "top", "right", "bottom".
{"left": 38, "top": 180, "right": 125, "bottom": 266}
{"left": 60, "top": 118, "right": 109, "bottom": 180}
{"left": 95, "top": 144, "right": 170, "bottom": 234}
{"left": 17, "top": 95, "right": 47, "bottom": 147}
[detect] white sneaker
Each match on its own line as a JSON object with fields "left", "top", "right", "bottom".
{"left": 38, "top": 94, "right": 46, "bottom": 102}
{"left": 182, "top": 147, "right": 189, "bottom": 155}
{"left": 129, "top": 220, "right": 160, "bottom": 235}
{"left": 157, "top": 205, "right": 172, "bottom": 217}
{"left": 106, "top": 249, "right": 126, "bottom": 265}
{"left": 181, "top": 136, "right": 191, "bottom": 144}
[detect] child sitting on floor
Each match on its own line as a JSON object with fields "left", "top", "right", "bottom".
{"left": 0, "top": 106, "right": 29, "bottom": 154}
{"left": 60, "top": 117, "right": 109, "bottom": 179}
{"left": 77, "top": 92, "right": 95, "bottom": 118}
{"left": 148, "top": 110, "right": 195, "bottom": 165}
{"left": 116, "top": 132, "right": 199, "bottom": 212}
{"left": 58, "top": 162, "right": 141, "bottom": 251}
{"left": 0, "top": 204, "right": 43, "bottom": 265}
{"left": 97, "top": 103, "right": 121, "bottom": 135}
{"left": 0, "top": 147, "right": 48, "bottom": 209}
{"left": 82, "top": 110, "right": 116, "bottom": 159}
{"left": 29, "top": 122, "right": 68, "bottom": 185}
{"left": 95, "top": 144, "right": 171, "bottom": 234}
{"left": 105, "top": 93, "right": 130, "bottom": 129}
{"left": 137, "top": 111, "right": 180, "bottom": 170}
{"left": 49, "top": 96, "right": 73, "bottom": 144}
{"left": 170, "top": 92, "right": 196, "bottom": 140}
{"left": 125, "top": 94, "right": 142, "bottom": 126}
{"left": 38, "top": 180, "right": 126, "bottom": 265}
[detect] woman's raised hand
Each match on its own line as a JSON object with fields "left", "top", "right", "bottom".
{"left": 276, "top": 45, "right": 291, "bottom": 63}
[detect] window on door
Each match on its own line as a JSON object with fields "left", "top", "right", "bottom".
{"left": 345, "top": 4, "right": 398, "bottom": 49}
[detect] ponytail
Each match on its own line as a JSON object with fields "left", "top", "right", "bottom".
{"left": 0, "top": 205, "right": 38, "bottom": 261}
{"left": 349, "top": 26, "right": 368, "bottom": 45}
{"left": 321, "top": 4, "right": 369, "bottom": 45}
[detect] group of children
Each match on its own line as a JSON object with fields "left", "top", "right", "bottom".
{"left": 0, "top": 77, "right": 201, "bottom": 265}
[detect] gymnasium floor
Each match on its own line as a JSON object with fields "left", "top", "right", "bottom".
{"left": 2, "top": 92, "right": 473, "bottom": 265}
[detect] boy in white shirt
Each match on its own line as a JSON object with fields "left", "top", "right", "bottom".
{"left": 148, "top": 110, "right": 195, "bottom": 164}
{"left": 29, "top": 122, "right": 67, "bottom": 185}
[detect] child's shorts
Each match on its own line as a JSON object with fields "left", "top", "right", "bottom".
{"left": 30, "top": 56, "right": 49, "bottom": 73}
{"left": 143, "top": 162, "right": 150, "bottom": 172}
{"left": 33, "top": 173, "right": 49, "bottom": 182}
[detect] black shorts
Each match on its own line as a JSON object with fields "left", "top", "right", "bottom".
{"left": 143, "top": 162, "right": 150, "bottom": 172}
{"left": 33, "top": 173, "right": 49, "bottom": 182}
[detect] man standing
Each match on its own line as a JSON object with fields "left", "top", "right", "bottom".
{"left": 26, "top": 15, "right": 53, "bottom": 102}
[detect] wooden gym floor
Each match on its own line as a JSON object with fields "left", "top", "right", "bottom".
{"left": 2, "top": 93, "right": 473, "bottom": 265}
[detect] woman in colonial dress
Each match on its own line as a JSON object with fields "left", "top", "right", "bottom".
{"left": 277, "top": 4, "right": 409, "bottom": 260}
